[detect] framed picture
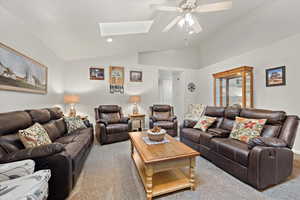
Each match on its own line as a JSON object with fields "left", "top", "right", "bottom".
{"left": 90, "top": 67, "right": 104, "bottom": 80}
{"left": 109, "top": 66, "right": 124, "bottom": 94}
{"left": 266, "top": 66, "right": 286, "bottom": 87}
{"left": 130, "top": 71, "right": 142, "bottom": 82}
{"left": 0, "top": 42, "right": 47, "bottom": 94}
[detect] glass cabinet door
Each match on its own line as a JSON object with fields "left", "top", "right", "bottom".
{"left": 213, "top": 67, "right": 253, "bottom": 108}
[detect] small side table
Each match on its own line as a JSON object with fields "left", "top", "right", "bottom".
{"left": 129, "top": 114, "right": 145, "bottom": 131}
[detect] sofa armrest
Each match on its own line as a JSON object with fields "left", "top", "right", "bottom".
{"left": 0, "top": 143, "right": 65, "bottom": 164}
{"left": 208, "top": 128, "right": 230, "bottom": 138}
{"left": 95, "top": 123, "right": 107, "bottom": 145}
{"left": 169, "top": 116, "right": 177, "bottom": 122}
{"left": 83, "top": 119, "right": 92, "bottom": 128}
{"left": 248, "top": 137, "right": 287, "bottom": 149}
{"left": 96, "top": 119, "right": 108, "bottom": 126}
{"left": 149, "top": 116, "right": 157, "bottom": 122}
{"left": 120, "top": 117, "right": 129, "bottom": 124}
{"left": 248, "top": 146, "right": 293, "bottom": 189}
{"left": 183, "top": 119, "right": 197, "bottom": 128}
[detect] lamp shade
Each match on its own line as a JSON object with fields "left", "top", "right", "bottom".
{"left": 129, "top": 95, "right": 141, "bottom": 103}
{"left": 64, "top": 95, "right": 80, "bottom": 104}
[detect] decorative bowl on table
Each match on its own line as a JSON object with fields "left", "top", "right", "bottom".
{"left": 147, "top": 126, "right": 166, "bottom": 142}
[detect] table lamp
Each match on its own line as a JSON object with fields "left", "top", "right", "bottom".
{"left": 129, "top": 95, "right": 141, "bottom": 115}
{"left": 64, "top": 95, "right": 80, "bottom": 117}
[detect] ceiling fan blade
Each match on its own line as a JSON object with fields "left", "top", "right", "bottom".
{"left": 151, "top": 4, "right": 182, "bottom": 12}
{"left": 191, "top": 15, "right": 203, "bottom": 33}
{"left": 163, "top": 16, "right": 183, "bottom": 32}
{"left": 195, "top": 1, "right": 232, "bottom": 13}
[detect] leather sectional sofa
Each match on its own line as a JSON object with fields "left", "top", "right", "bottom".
{"left": 180, "top": 106, "right": 299, "bottom": 190}
{"left": 95, "top": 105, "right": 132, "bottom": 145}
{"left": 0, "top": 108, "right": 94, "bottom": 200}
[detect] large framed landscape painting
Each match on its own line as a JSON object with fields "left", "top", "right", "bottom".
{"left": 0, "top": 42, "right": 47, "bottom": 94}
{"left": 266, "top": 66, "right": 286, "bottom": 87}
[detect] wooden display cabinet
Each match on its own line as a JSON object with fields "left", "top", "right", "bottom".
{"left": 213, "top": 66, "right": 254, "bottom": 108}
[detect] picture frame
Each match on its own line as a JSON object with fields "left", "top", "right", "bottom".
{"left": 130, "top": 71, "right": 143, "bottom": 82}
{"left": 266, "top": 66, "right": 286, "bottom": 87}
{"left": 109, "top": 66, "right": 124, "bottom": 94}
{"left": 89, "top": 67, "right": 104, "bottom": 80}
{"left": 0, "top": 42, "right": 47, "bottom": 94}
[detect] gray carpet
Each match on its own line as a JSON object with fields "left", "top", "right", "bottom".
{"left": 68, "top": 141, "right": 300, "bottom": 200}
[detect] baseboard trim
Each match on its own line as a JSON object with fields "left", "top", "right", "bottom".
{"left": 292, "top": 149, "right": 300, "bottom": 155}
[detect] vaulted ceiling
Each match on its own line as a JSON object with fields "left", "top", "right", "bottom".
{"left": 0, "top": 0, "right": 270, "bottom": 61}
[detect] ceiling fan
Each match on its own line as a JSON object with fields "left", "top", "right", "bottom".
{"left": 152, "top": 0, "right": 233, "bottom": 34}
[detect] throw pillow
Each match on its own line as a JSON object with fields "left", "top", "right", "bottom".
{"left": 18, "top": 123, "right": 52, "bottom": 148}
{"left": 193, "top": 116, "right": 217, "bottom": 132}
{"left": 230, "top": 117, "right": 267, "bottom": 143}
{"left": 64, "top": 116, "right": 87, "bottom": 134}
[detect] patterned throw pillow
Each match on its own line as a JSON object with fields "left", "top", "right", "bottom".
{"left": 193, "top": 116, "right": 217, "bottom": 132}
{"left": 185, "top": 104, "right": 206, "bottom": 121}
{"left": 64, "top": 116, "right": 87, "bottom": 134}
{"left": 18, "top": 123, "right": 52, "bottom": 148}
{"left": 230, "top": 117, "right": 267, "bottom": 143}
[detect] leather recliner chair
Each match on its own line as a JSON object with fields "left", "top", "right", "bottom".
{"left": 95, "top": 105, "right": 132, "bottom": 145}
{"left": 149, "top": 105, "right": 178, "bottom": 137}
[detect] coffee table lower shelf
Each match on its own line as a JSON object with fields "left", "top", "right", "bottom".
{"left": 132, "top": 152, "right": 192, "bottom": 199}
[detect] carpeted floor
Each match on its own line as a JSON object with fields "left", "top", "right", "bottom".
{"left": 68, "top": 141, "right": 300, "bottom": 200}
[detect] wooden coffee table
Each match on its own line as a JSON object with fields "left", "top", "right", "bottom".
{"left": 129, "top": 132, "right": 200, "bottom": 200}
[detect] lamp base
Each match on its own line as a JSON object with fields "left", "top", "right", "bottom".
{"left": 132, "top": 104, "right": 139, "bottom": 115}
{"left": 69, "top": 105, "right": 77, "bottom": 117}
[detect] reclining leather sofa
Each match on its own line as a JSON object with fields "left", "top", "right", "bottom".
{"left": 95, "top": 105, "right": 132, "bottom": 145}
{"left": 180, "top": 106, "right": 299, "bottom": 190}
{"left": 0, "top": 107, "right": 94, "bottom": 200}
{"left": 149, "top": 105, "right": 178, "bottom": 137}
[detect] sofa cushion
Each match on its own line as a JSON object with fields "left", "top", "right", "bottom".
{"left": 261, "top": 125, "right": 281, "bottom": 138}
{"left": 153, "top": 121, "right": 174, "bottom": 129}
{"left": 101, "top": 113, "right": 121, "bottom": 124}
{"left": 55, "top": 119, "right": 67, "bottom": 137}
{"left": 240, "top": 109, "right": 286, "bottom": 125}
{"left": 211, "top": 138, "right": 250, "bottom": 166}
{"left": 199, "top": 131, "right": 216, "bottom": 147}
{"left": 230, "top": 117, "right": 267, "bottom": 143}
{"left": 205, "top": 106, "right": 225, "bottom": 118}
{"left": 0, "top": 111, "right": 33, "bottom": 136}
{"left": 153, "top": 112, "right": 171, "bottom": 121}
{"left": 181, "top": 128, "right": 201, "bottom": 143}
{"left": 224, "top": 107, "right": 241, "bottom": 120}
{"left": 220, "top": 118, "right": 235, "bottom": 131}
{"left": 47, "top": 107, "right": 64, "bottom": 120}
{"left": 26, "top": 109, "right": 51, "bottom": 124}
{"left": 18, "top": 123, "right": 52, "bottom": 148}
{"left": 0, "top": 135, "right": 25, "bottom": 153}
{"left": 43, "top": 121, "right": 61, "bottom": 141}
{"left": 106, "top": 124, "right": 128, "bottom": 135}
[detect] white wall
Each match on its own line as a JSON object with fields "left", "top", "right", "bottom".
{"left": 0, "top": 6, "right": 64, "bottom": 112}
{"left": 138, "top": 47, "right": 201, "bottom": 69}
{"left": 197, "top": 33, "right": 300, "bottom": 152}
{"left": 198, "top": 0, "right": 300, "bottom": 67}
{"left": 63, "top": 54, "right": 199, "bottom": 125}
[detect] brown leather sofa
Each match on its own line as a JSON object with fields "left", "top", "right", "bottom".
{"left": 149, "top": 105, "right": 178, "bottom": 137}
{"left": 95, "top": 105, "right": 132, "bottom": 145}
{"left": 180, "top": 106, "right": 299, "bottom": 190}
{"left": 0, "top": 107, "right": 94, "bottom": 200}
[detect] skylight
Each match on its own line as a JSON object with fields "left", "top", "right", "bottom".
{"left": 99, "top": 21, "right": 154, "bottom": 37}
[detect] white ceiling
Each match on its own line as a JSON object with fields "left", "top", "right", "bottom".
{"left": 0, "top": 0, "right": 269, "bottom": 61}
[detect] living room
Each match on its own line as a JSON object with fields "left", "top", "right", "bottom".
{"left": 0, "top": 0, "right": 300, "bottom": 200}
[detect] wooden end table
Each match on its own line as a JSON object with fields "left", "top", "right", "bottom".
{"left": 129, "top": 114, "right": 145, "bottom": 131}
{"left": 129, "top": 132, "right": 199, "bottom": 200}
